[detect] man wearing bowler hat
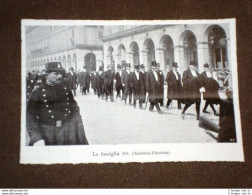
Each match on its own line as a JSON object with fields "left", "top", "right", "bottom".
{"left": 166, "top": 62, "right": 182, "bottom": 109}
{"left": 181, "top": 60, "right": 201, "bottom": 120}
{"left": 145, "top": 61, "right": 163, "bottom": 114}
{"left": 199, "top": 63, "right": 220, "bottom": 116}
{"left": 26, "top": 62, "right": 89, "bottom": 146}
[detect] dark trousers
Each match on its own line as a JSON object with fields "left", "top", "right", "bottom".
{"left": 158, "top": 98, "right": 164, "bottom": 106}
{"left": 167, "top": 99, "right": 181, "bottom": 109}
{"left": 203, "top": 100, "right": 217, "bottom": 113}
{"left": 124, "top": 88, "right": 132, "bottom": 104}
{"left": 116, "top": 87, "right": 124, "bottom": 98}
{"left": 149, "top": 102, "right": 161, "bottom": 112}
{"left": 182, "top": 102, "right": 201, "bottom": 117}
{"left": 82, "top": 87, "right": 87, "bottom": 95}
{"left": 105, "top": 88, "right": 114, "bottom": 102}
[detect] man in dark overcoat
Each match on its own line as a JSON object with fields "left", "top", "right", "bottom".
{"left": 26, "top": 62, "right": 89, "bottom": 146}
{"left": 181, "top": 60, "right": 201, "bottom": 120}
{"left": 121, "top": 63, "right": 132, "bottom": 105}
{"left": 199, "top": 63, "right": 220, "bottom": 116}
{"left": 114, "top": 64, "right": 124, "bottom": 99}
{"left": 80, "top": 66, "right": 89, "bottom": 95}
{"left": 157, "top": 63, "right": 164, "bottom": 107}
{"left": 166, "top": 62, "right": 182, "bottom": 109}
{"left": 131, "top": 65, "right": 145, "bottom": 109}
{"left": 104, "top": 64, "right": 114, "bottom": 102}
{"left": 67, "top": 67, "right": 77, "bottom": 96}
{"left": 145, "top": 61, "right": 163, "bottom": 114}
{"left": 86, "top": 71, "right": 91, "bottom": 94}
{"left": 140, "top": 64, "right": 147, "bottom": 102}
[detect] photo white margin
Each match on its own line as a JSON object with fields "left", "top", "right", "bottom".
{"left": 20, "top": 19, "right": 244, "bottom": 164}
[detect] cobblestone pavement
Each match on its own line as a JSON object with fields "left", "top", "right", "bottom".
{"left": 76, "top": 88, "right": 219, "bottom": 145}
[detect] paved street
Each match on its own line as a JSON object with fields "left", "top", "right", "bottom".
{"left": 76, "top": 87, "right": 219, "bottom": 145}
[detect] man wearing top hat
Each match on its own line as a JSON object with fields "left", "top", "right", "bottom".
{"left": 131, "top": 65, "right": 145, "bottom": 109}
{"left": 166, "top": 62, "right": 182, "bottom": 109}
{"left": 121, "top": 63, "right": 133, "bottom": 105}
{"left": 104, "top": 64, "right": 114, "bottom": 102}
{"left": 181, "top": 60, "right": 201, "bottom": 120}
{"left": 26, "top": 62, "right": 89, "bottom": 146}
{"left": 145, "top": 61, "right": 163, "bottom": 114}
{"left": 157, "top": 63, "right": 165, "bottom": 107}
{"left": 114, "top": 64, "right": 124, "bottom": 99}
{"left": 199, "top": 63, "right": 220, "bottom": 116}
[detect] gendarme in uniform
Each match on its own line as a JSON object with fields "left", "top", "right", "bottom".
{"left": 26, "top": 62, "right": 89, "bottom": 146}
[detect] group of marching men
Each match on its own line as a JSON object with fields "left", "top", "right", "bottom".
{"left": 26, "top": 60, "right": 235, "bottom": 145}
{"left": 68, "top": 60, "right": 223, "bottom": 120}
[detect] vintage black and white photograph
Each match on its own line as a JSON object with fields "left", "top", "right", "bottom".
{"left": 20, "top": 19, "right": 244, "bottom": 164}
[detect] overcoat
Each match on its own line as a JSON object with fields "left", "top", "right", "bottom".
{"left": 157, "top": 70, "right": 164, "bottom": 101}
{"left": 67, "top": 72, "right": 77, "bottom": 90}
{"left": 181, "top": 69, "right": 201, "bottom": 104}
{"left": 131, "top": 71, "right": 145, "bottom": 101}
{"left": 121, "top": 70, "right": 131, "bottom": 94}
{"left": 95, "top": 72, "right": 104, "bottom": 94}
{"left": 26, "top": 83, "right": 88, "bottom": 145}
{"left": 104, "top": 70, "right": 114, "bottom": 90}
{"left": 77, "top": 72, "right": 82, "bottom": 85}
{"left": 90, "top": 72, "right": 98, "bottom": 89}
{"left": 199, "top": 71, "right": 220, "bottom": 104}
{"left": 166, "top": 70, "right": 182, "bottom": 100}
{"left": 145, "top": 70, "right": 161, "bottom": 103}
{"left": 80, "top": 71, "right": 90, "bottom": 88}
{"left": 114, "top": 71, "right": 123, "bottom": 91}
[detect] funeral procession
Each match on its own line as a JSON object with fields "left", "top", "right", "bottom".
{"left": 24, "top": 24, "right": 236, "bottom": 146}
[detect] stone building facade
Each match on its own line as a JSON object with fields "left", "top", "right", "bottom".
{"left": 102, "top": 24, "right": 231, "bottom": 74}
{"left": 25, "top": 25, "right": 104, "bottom": 72}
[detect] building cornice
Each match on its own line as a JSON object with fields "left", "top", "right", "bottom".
{"left": 102, "top": 25, "right": 173, "bottom": 42}
{"left": 28, "top": 44, "right": 103, "bottom": 59}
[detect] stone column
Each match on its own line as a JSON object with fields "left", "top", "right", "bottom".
{"left": 115, "top": 53, "right": 121, "bottom": 67}
{"left": 105, "top": 55, "right": 112, "bottom": 71}
{"left": 139, "top": 51, "right": 148, "bottom": 68}
{"left": 226, "top": 37, "right": 231, "bottom": 72}
{"left": 96, "top": 60, "right": 103, "bottom": 72}
{"left": 173, "top": 45, "right": 185, "bottom": 73}
{"left": 76, "top": 57, "right": 84, "bottom": 71}
{"left": 155, "top": 48, "right": 165, "bottom": 72}
{"left": 126, "top": 52, "right": 134, "bottom": 66}
{"left": 197, "top": 42, "right": 210, "bottom": 73}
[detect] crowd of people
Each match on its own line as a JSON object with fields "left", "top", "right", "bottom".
{"left": 26, "top": 60, "right": 236, "bottom": 145}
{"left": 27, "top": 60, "right": 233, "bottom": 119}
